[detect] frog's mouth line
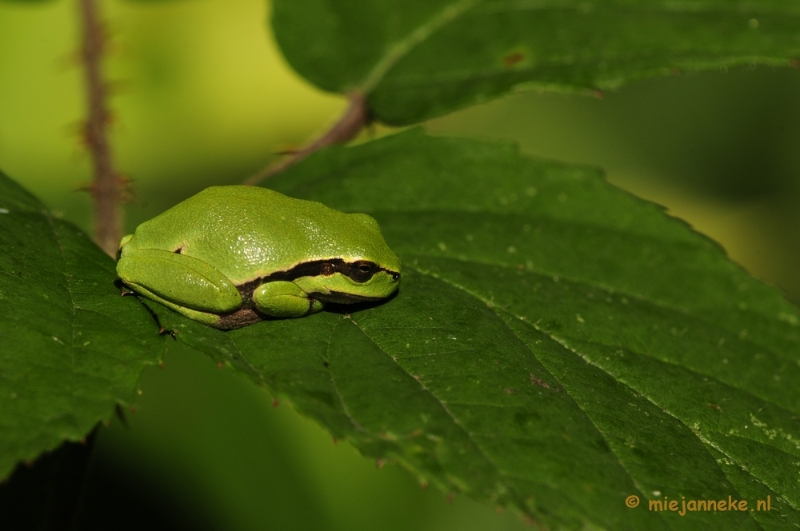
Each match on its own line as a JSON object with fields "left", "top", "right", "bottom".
{"left": 312, "top": 291, "right": 387, "bottom": 304}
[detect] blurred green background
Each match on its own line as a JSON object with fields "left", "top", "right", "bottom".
{"left": 1, "top": 0, "right": 798, "bottom": 529}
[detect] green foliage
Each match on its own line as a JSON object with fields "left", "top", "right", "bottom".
{"left": 2, "top": 125, "right": 800, "bottom": 528}
{"left": 3, "top": 0, "right": 800, "bottom": 528}
{"left": 272, "top": 0, "right": 800, "bottom": 124}
{"left": 139, "top": 130, "right": 800, "bottom": 529}
{"left": 0, "top": 171, "right": 162, "bottom": 479}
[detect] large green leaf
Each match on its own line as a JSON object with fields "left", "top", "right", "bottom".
{"left": 272, "top": 0, "right": 800, "bottom": 124}
{"left": 0, "top": 171, "right": 162, "bottom": 479}
{"left": 143, "top": 130, "right": 800, "bottom": 530}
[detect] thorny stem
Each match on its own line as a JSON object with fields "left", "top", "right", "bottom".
{"left": 78, "top": 0, "right": 123, "bottom": 257}
{"left": 244, "top": 92, "right": 369, "bottom": 185}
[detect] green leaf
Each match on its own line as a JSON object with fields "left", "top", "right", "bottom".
{"left": 145, "top": 130, "right": 800, "bottom": 529}
{"left": 0, "top": 171, "right": 163, "bottom": 479}
{"left": 272, "top": 0, "right": 800, "bottom": 124}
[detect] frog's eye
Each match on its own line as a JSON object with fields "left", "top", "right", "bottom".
{"left": 348, "top": 261, "right": 378, "bottom": 283}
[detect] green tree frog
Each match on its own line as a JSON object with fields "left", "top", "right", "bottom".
{"left": 116, "top": 186, "right": 400, "bottom": 329}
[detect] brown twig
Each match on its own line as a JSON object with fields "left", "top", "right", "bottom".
{"left": 244, "top": 92, "right": 369, "bottom": 185}
{"left": 77, "top": 0, "right": 123, "bottom": 256}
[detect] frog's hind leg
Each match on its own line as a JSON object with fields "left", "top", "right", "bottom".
{"left": 117, "top": 250, "right": 243, "bottom": 313}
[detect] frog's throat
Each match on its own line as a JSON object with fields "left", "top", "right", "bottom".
{"left": 312, "top": 291, "right": 390, "bottom": 304}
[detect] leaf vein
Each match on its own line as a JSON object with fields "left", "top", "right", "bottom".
{"left": 347, "top": 314, "right": 540, "bottom": 517}
{"left": 405, "top": 251, "right": 798, "bottom": 369}
{"left": 325, "top": 318, "right": 368, "bottom": 434}
{"left": 360, "top": 0, "right": 485, "bottom": 91}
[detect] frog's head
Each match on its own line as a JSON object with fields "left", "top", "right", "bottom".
{"left": 289, "top": 257, "right": 401, "bottom": 304}
{"left": 281, "top": 211, "right": 401, "bottom": 303}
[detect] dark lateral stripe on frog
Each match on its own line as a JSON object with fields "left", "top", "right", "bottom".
{"left": 258, "top": 259, "right": 398, "bottom": 285}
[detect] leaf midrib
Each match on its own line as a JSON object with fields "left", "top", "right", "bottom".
{"left": 355, "top": 0, "right": 800, "bottom": 94}
{"left": 404, "top": 251, "right": 798, "bottom": 368}
{"left": 478, "top": 0, "right": 800, "bottom": 16}
{"left": 413, "top": 264, "right": 794, "bottom": 522}
{"left": 359, "top": 0, "right": 484, "bottom": 92}
{"left": 413, "top": 264, "right": 799, "bottom": 448}
{"left": 347, "top": 268, "right": 672, "bottom": 530}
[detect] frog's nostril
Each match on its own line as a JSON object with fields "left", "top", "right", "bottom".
{"left": 391, "top": 272, "right": 400, "bottom": 282}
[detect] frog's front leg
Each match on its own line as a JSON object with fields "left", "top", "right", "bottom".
{"left": 252, "top": 281, "right": 323, "bottom": 318}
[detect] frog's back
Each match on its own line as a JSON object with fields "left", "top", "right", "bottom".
{"left": 127, "top": 186, "right": 397, "bottom": 284}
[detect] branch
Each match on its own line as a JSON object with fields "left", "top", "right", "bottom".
{"left": 244, "top": 92, "right": 369, "bottom": 185}
{"left": 77, "top": 0, "right": 123, "bottom": 257}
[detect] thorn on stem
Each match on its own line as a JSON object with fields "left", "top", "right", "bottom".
{"left": 78, "top": 0, "right": 125, "bottom": 257}
{"left": 273, "top": 144, "right": 300, "bottom": 156}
